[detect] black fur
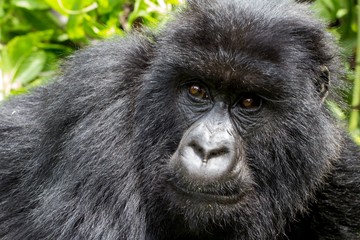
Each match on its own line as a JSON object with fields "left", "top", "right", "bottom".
{"left": 0, "top": 0, "right": 359, "bottom": 239}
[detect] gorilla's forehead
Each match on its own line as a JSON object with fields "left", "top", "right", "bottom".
{"left": 162, "top": 0, "right": 311, "bottom": 54}
{"left": 155, "top": 0, "right": 319, "bottom": 94}
{"left": 157, "top": 32, "right": 297, "bottom": 95}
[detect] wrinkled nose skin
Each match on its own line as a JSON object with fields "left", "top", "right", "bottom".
{"left": 172, "top": 108, "right": 239, "bottom": 183}
{"left": 179, "top": 121, "right": 237, "bottom": 180}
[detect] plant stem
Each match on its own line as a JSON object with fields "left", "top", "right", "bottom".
{"left": 349, "top": 6, "right": 360, "bottom": 132}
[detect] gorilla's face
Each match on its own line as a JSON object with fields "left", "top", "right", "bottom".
{"left": 133, "top": 1, "right": 341, "bottom": 237}
{"left": 169, "top": 81, "right": 254, "bottom": 203}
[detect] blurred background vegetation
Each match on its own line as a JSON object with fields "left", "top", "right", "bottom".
{"left": 1, "top": 0, "right": 360, "bottom": 142}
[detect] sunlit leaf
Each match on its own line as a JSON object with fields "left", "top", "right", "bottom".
{"left": 327, "top": 101, "right": 346, "bottom": 120}
{"left": 97, "top": 0, "right": 124, "bottom": 14}
{"left": 13, "top": 51, "right": 47, "bottom": 84}
{"left": 1, "top": 31, "right": 53, "bottom": 83}
{"left": 336, "top": 8, "right": 348, "bottom": 18}
{"left": 10, "top": 0, "right": 49, "bottom": 10}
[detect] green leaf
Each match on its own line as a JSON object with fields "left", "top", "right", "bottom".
{"left": 44, "top": 0, "right": 97, "bottom": 15}
{"left": 2, "top": 37, "right": 33, "bottom": 75}
{"left": 13, "top": 50, "right": 47, "bottom": 84}
{"left": 10, "top": 0, "right": 49, "bottom": 10}
{"left": 0, "top": 5, "right": 4, "bottom": 19}
{"left": 327, "top": 101, "right": 346, "bottom": 120}
{"left": 165, "top": 0, "right": 182, "bottom": 5}
{"left": 336, "top": 8, "right": 348, "bottom": 19}
{"left": 21, "top": 10, "right": 62, "bottom": 31}
{"left": 97, "top": 0, "right": 124, "bottom": 14}
{"left": 1, "top": 31, "right": 53, "bottom": 84}
{"left": 66, "top": 1, "right": 86, "bottom": 40}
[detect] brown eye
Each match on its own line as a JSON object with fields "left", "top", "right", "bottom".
{"left": 238, "top": 94, "right": 262, "bottom": 110}
{"left": 188, "top": 85, "right": 209, "bottom": 100}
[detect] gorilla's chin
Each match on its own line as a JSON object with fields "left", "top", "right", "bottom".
{"left": 170, "top": 180, "right": 245, "bottom": 204}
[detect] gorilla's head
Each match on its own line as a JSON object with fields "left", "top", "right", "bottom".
{"left": 133, "top": 0, "right": 343, "bottom": 238}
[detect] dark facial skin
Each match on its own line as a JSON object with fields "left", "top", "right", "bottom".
{"left": 170, "top": 81, "right": 255, "bottom": 203}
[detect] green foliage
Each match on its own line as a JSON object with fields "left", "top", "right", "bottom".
{"left": 313, "top": 0, "right": 360, "bottom": 143}
{"left": 0, "top": 0, "right": 182, "bottom": 100}
{"left": 313, "top": 0, "right": 357, "bottom": 54}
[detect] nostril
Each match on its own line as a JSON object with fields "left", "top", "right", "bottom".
{"left": 207, "top": 147, "right": 230, "bottom": 159}
{"left": 188, "top": 141, "right": 205, "bottom": 158}
{"left": 188, "top": 139, "right": 231, "bottom": 164}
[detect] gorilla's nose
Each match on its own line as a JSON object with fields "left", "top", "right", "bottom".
{"left": 178, "top": 122, "right": 238, "bottom": 181}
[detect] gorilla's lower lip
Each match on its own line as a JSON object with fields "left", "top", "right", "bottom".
{"left": 170, "top": 182, "right": 243, "bottom": 204}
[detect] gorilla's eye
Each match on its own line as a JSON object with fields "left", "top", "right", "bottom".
{"left": 238, "top": 94, "right": 262, "bottom": 111}
{"left": 188, "top": 84, "right": 209, "bottom": 100}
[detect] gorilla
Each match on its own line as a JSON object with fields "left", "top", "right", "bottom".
{"left": 0, "top": 0, "right": 359, "bottom": 239}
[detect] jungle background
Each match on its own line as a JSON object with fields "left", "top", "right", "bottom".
{"left": 1, "top": 0, "right": 360, "bottom": 141}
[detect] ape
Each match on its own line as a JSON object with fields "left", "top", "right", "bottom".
{"left": 0, "top": 0, "right": 359, "bottom": 239}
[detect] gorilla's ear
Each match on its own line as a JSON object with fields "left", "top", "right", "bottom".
{"left": 316, "top": 65, "right": 330, "bottom": 102}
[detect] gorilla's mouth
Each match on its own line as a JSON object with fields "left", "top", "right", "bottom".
{"left": 170, "top": 181, "right": 244, "bottom": 204}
